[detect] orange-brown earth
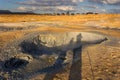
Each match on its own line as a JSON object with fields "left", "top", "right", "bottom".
{"left": 0, "top": 14, "right": 120, "bottom": 80}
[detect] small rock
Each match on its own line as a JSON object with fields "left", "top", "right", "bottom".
{"left": 111, "top": 71, "right": 117, "bottom": 74}
{"left": 105, "top": 69, "right": 109, "bottom": 72}
{"left": 14, "top": 54, "right": 33, "bottom": 62}
{"left": 106, "top": 63, "right": 112, "bottom": 66}
{"left": 112, "top": 55, "right": 117, "bottom": 59}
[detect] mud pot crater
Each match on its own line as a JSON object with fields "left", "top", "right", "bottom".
{"left": 0, "top": 32, "right": 107, "bottom": 79}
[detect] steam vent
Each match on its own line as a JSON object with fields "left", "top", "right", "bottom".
{"left": 0, "top": 32, "right": 107, "bottom": 79}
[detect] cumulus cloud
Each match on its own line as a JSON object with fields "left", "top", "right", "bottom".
{"left": 17, "top": 6, "right": 37, "bottom": 11}
{"left": 56, "top": 6, "right": 75, "bottom": 11}
{"left": 83, "top": 5, "right": 98, "bottom": 9}
{"left": 17, "top": 6, "right": 26, "bottom": 11}
{"left": 17, "top": 0, "right": 85, "bottom": 6}
{"left": 72, "top": 0, "right": 84, "bottom": 2}
{"left": 103, "top": 0, "right": 120, "bottom": 4}
{"left": 79, "top": 5, "right": 99, "bottom": 13}
{"left": 14, "top": 0, "right": 120, "bottom": 13}
{"left": 18, "top": 0, "right": 78, "bottom": 6}
{"left": 89, "top": 0, "right": 120, "bottom": 5}
{"left": 16, "top": 0, "right": 78, "bottom": 12}
{"left": 17, "top": 6, "right": 75, "bottom": 12}
{"left": 39, "top": 6, "right": 75, "bottom": 11}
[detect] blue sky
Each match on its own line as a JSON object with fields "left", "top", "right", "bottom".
{"left": 0, "top": 0, "right": 120, "bottom": 13}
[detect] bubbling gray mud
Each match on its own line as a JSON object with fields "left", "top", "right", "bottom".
{"left": 0, "top": 32, "right": 107, "bottom": 79}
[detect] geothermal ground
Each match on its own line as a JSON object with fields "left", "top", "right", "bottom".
{"left": 0, "top": 14, "right": 120, "bottom": 80}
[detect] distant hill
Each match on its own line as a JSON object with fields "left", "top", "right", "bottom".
{"left": 0, "top": 10, "right": 12, "bottom": 14}
{"left": 0, "top": 10, "right": 35, "bottom": 14}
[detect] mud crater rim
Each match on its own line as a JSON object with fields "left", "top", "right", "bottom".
{"left": 1, "top": 32, "right": 108, "bottom": 77}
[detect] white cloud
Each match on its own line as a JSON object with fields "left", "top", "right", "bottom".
{"left": 72, "top": 0, "right": 84, "bottom": 2}
{"left": 17, "top": 6, "right": 75, "bottom": 12}
{"left": 83, "top": 5, "right": 98, "bottom": 9}
{"left": 72, "top": 0, "right": 77, "bottom": 2}
{"left": 106, "top": 0, "right": 120, "bottom": 4}
{"left": 56, "top": 6, "right": 75, "bottom": 11}
{"left": 16, "top": 0, "right": 119, "bottom": 13}
{"left": 17, "top": 0, "right": 78, "bottom": 12}
{"left": 17, "top": 6, "right": 37, "bottom": 11}
{"left": 18, "top": 0, "right": 77, "bottom": 6}
{"left": 18, "top": 0, "right": 85, "bottom": 6}
{"left": 31, "top": 7, "right": 37, "bottom": 10}
{"left": 79, "top": 0, "right": 84, "bottom": 2}
{"left": 17, "top": 6, "right": 26, "bottom": 11}
{"left": 90, "top": 0, "right": 120, "bottom": 5}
